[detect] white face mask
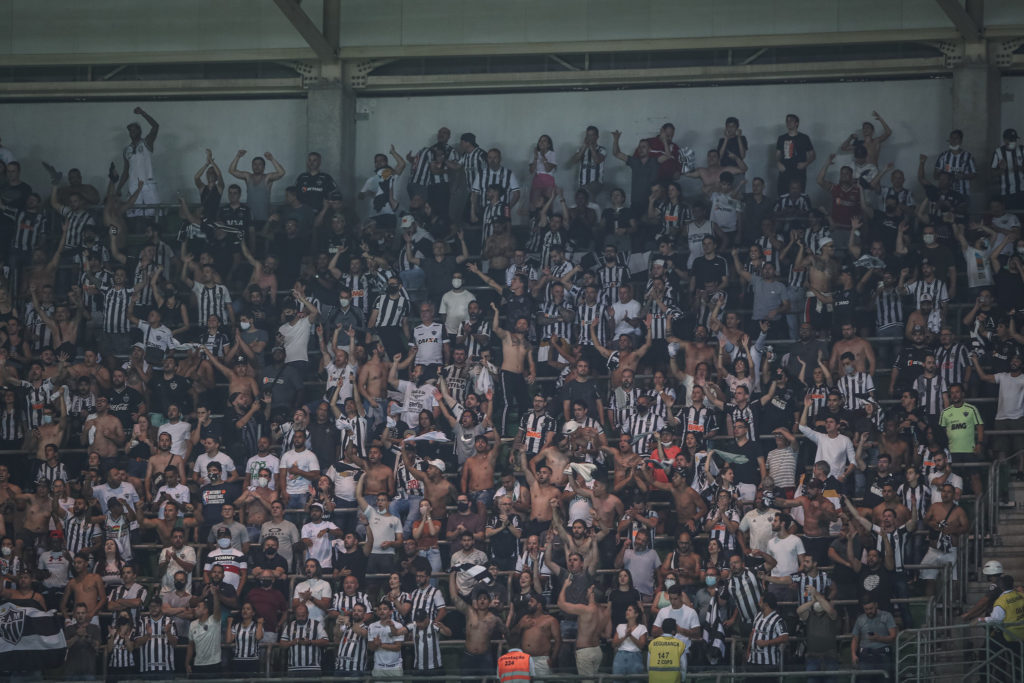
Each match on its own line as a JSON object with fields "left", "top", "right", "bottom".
{"left": 257, "top": 477, "right": 269, "bottom": 488}
{"left": 451, "top": 278, "right": 463, "bottom": 289}
{"left": 217, "top": 537, "right": 231, "bottom": 549}
{"left": 239, "top": 321, "right": 251, "bottom": 331}
{"left": 338, "top": 298, "right": 350, "bottom": 308}
{"left": 922, "top": 234, "right": 935, "bottom": 245}
{"left": 1008, "top": 142, "right": 1018, "bottom": 150}
{"left": 0, "top": 547, "right": 10, "bottom": 557}
{"left": 664, "top": 578, "right": 676, "bottom": 588}
{"left": 949, "top": 144, "right": 961, "bottom": 151}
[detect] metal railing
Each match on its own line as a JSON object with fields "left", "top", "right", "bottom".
{"left": 896, "top": 619, "right": 1024, "bottom": 682}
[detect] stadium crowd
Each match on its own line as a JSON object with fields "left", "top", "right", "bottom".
{"left": 0, "top": 104, "right": 1023, "bottom": 681}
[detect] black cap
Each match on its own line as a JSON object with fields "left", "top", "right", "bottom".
{"left": 460, "top": 133, "right": 476, "bottom": 144}
{"left": 1005, "top": 128, "right": 1018, "bottom": 141}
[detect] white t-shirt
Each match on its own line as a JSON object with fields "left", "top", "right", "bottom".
{"left": 364, "top": 505, "right": 402, "bottom": 555}
{"left": 292, "top": 577, "right": 333, "bottom": 622}
{"left": 157, "top": 420, "right": 191, "bottom": 457}
{"left": 928, "top": 471, "right": 965, "bottom": 499}
{"left": 615, "top": 623, "right": 649, "bottom": 653}
{"left": 155, "top": 484, "right": 190, "bottom": 519}
{"left": 992, "top": 213, "right": 1022, "bottom": 256}
{"left": 391, "top": 380, "right": 440, "bottom": 427}
{"left": 797, "top": 426, "right": 855, "bottom": 479}
{"left": 611, "top": 299, "right": 642, "bottom": 338}
{"left": 963, "top": 245, "right": 994, "bottom": 289}
{"left": 189, "top": 616, "right": 221, "bottom": 667}
{"left": 280, "top": 449, "right": 320, "bottom": 495}
{"left": 301, "top": 520, "right": 338, "bottom": 568}
{"left": 994, "top": 372, "right": 1024, "bottom": 420}
{"left": 439, "top": 289, "right": 477, "bottom": 335}
{"left": 279, "top": 319, "right": 312, "bottom": 363}
{"left": 710, "top": 193, "right": 741, "bottom": 231}
{"left": 766, "top": 534, "right": 806, "bottom": 577}
{"left": 138, "top": 320, "right": 175, "bottom": 353}
{"left": 193, "top": 452, "right": 236, "bottom": 486}
{"left": 653, "top": 604, "right": 700, "bottom": 649}
{"left": 92, "top": 482, "right": 141, "bottom": 515}
{"left": 325, "top": 361, "right": 359, "bottom": 403}
{"left": 245, "top": 453, "right": 281, "bottom": 490}
{"left": 686, "top": 221, "right": 716, "bottom": 267}
{"left": 368, "top": 620, "right": 404, "bottom": 669}
{"left": 738, "top": 508, "right": 778, "bottom": 554}
{"left": 158, "top": 545, "right": 197, "bottom": 593}
{"left": 410, "top": 322, "right": 447, "bottom": 365}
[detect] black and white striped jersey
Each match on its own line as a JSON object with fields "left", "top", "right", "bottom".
{"left": 539, "top": 231, "right": 568, "bottom": 272}
{"left": 789, "top": 570, "right": 832, "bottom": 604}
{"left": 459, "top": 319, "right": 491, "bottom": 359}
{"left": 728, "top": 569, "right": 763, "bottom": 625}
{"left": 7, "top": 209, "right": 47, "bottom": 252}
{"left": 518, "top": 411, "right": 557, "bottom": 457}
{"left": 107, "top": 630, "right": 136, "bottom": 670}
{"left": 24, "top": 303, "right": 53, "bottom": 353}
{"left": 34, "top": 461, "right": 68, "bottom": 487}
{"left": 608, "top": 385, "right": 643, "bottom": 429}
{"left": 108, "top": 582, "right": 149, "bottom": 623}
{"left": 575, "top": 145, "right": 606, "bottom": 187}
{"left": 132, "top": 262, "right": 159, "bottom": 308}
{"left": 835, "top": 372, "right": 875, "bottom": 410}
{"left": 198, "top": 331, "right": 230, "bottom": 359}
{"left": 334, "top": 623, "right": 368, "bottom": 672}
{"left": 342, "top": 273, "right": 372, "bottom": 314}
{"left": 460, "top": 146, "right": 487, "bottom": 193}
{"left": 407, "top": 585, "right": 446, "bottom": 622}
{"left": 897, "top": 481, "right": 931, "bottom": 520}
{"left": 903, "top": 278, "right": 949, "bottom": 308}
{"left": 874, "top": 286, "right": 904, "bottom": 329}
{"left": 481, "top": 200, "right": 509, "bottom": 241}
{"left": 679, "top": 405, "right": 718, "bottom": 439}
{"left": 871, "top": 524, "right": 913, "bottom": 573}
{"left": 0, "top": 407, "right": 25, "bottom": 443}
{"left": 231, "top": 620, "right": 261, "bottom": 661}
{"left": 281, "top": 618, "right": 327, "bottom": 670}
{"left": 371, "top": 294, "right": 410, "bottom": 328}
{"left": 934, "top": 343, "right": 970, "bottom": 387}
{"left": 879, "top": 185, "right": 915, "bottom": 210}
{"left": 991, "top": 145, "right": 1024, "bottom": 196}
{"left": 476, "top": 166, "right": 520, "bottom": 200}
{"left": 64, "top": 514, "right": 101, "bottom": 557}
{"left": 598, "top": 264, "right": 631, "bottom": 295}
{"left": 100, "top": 285, "right": 134, "bottom": 334}
{"left": 135, "top": 615, "right": 176, "bottom": 672}
{"left": 805, "top": 383, "right": 831, "bottom": 419}
{"left": 59, "top": 206, "right": 96, "bottom": 250}
{"left": 705, "top": 505, "right": 741, "bottom": 551}
{"left": 331, "top": 591, "right": 373, "bottom": 615}
{"left": 802, "top": 226, "right": 833, "bottom": 255}
{"left": 191, "top": 282, "right": 232, "bottom": 324}
{"left": 574, "top": 302, "right": 607, "bottom": 347}
{"left": 647, "top": 305, "right": 682, "bottom": 340}
{"left": 539, "top": 300, "right": 574, "bottom": 342}
{"left": 410, "top": 144, "right": 455, "bottom": 187}
{"left": 623, "top": 410, "right": 665, "bottom": 454}
{"left": 935, "top": 149, "right": 977, "bottom": 195}
{"left": 409, "top": 621, "right": 444, "bottom": 670}
{"left": 912, "top": 373, "right": 947, "bottom": 419}
{"left": 20, "top": 379, "right": 57, "bottom": 430}
{"left": 754, "top": 236, "right": 782, "bottom": 270}
{"left": 747, "top": 610, "right": 787, "bottom": 665}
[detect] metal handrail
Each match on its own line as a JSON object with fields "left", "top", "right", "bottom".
{"left": 896, "top": 618, "right": 1024, "bottom": 682}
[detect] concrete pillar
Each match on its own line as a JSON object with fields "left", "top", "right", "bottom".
{"left": 951, "top": 40, "right": 1001, "bottom": 205}
{"left": 305, "top": 78, "right": 356, "bottom": 201}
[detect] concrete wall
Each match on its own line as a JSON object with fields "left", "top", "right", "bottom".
{"left": 0, "top": 98, "right": 308, "bottom": 204}
{"left": 354, "top": 78, "right": 958, "bottom": 205}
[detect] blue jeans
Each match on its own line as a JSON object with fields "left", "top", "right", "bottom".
{"left": 612, "top": 650, "right": 644, "bottom": 682}
{"left": 805, "top": 655, "right": 839, "bottom": 683}
{"left": 389, "top": 495, "right": 423, "bottom": 536}
{"left": 363, "top": 398, "right": 385, "bottom": 434}
{"left": 418, "top": 546, "right": 441, "bottom": 585}
{"left": 286, "top": 492, "right": 309, "bottom": 510}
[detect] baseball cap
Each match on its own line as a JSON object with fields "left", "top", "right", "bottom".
{"left": 1004, "top": 128, "right": 1018, "bottom": 141}
{"left": 310, "top": 502, "right": 326, "bottom": 512}
{"left": 562, "top": 420, "right": 581, "bottom": 435}
{"left": 427, "top": 459, "right": 447, "bottom": 473}
{"left": 132, "top": 342, "right": 146, "bottom": 350}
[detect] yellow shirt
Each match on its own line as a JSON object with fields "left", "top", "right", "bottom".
{"left": 647, "top": 635, "right": 686, "bottom": 683}
{"left": 993, "top": 590, "right": 1024, "bottom": 641}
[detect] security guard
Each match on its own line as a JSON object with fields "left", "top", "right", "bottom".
{"left": 497, "top": 647, "right": 534, "bottom": 683}
{"left": 647, "top": 618, "right": 687, "bottom": 683}
{"left": 981, "top": 574, "right": 1024, "bottom": 658}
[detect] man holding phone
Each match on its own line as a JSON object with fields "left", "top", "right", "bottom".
{"left": 850, "top": 592, "right": 897, "bottom": 681}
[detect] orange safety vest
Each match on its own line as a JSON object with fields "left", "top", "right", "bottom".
{"left": 497, "top": 650, "right": 532, "bottom": 683}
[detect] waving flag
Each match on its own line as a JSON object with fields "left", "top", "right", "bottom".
{"left": 0, "top": 602, "right": 67, "bottom": 671}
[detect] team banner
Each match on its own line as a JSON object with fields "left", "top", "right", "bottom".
{"left": 0, "top": 602, "right": 67, "bottom": 672}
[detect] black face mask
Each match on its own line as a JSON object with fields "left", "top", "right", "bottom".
{"left": 260, "top": 579, "right": 273, "bottom": 587}
{"left": 264, "top": 547, "right": 276, "bottom": 556}
{"left": 387, "top": 285, "right": 400, "bottom": 294}
{"left": 457, "top": 502, "right": 470, "bottom": 513}
{"left": 174, "top": 580, "right": 187, "bottom": 591}
{"left": 284, "top": 313, "right": 296, "bottom": 322}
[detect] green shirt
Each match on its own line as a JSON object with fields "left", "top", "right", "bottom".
{"left": 939, "top": 402, "right": 983, "bottom": 454}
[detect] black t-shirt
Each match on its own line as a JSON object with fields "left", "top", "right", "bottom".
{"left": 560, "top": 379, "right": 602, "bottom": 421}
{"left": 148, "top": 374, "right": 193, "bottom": 414}
{"left": 831, "top": 288, "right": 856, "bottom": 327}
{"left": 760, "top": 385, "right": 798, "bottom": 433}
{"left": 216, "top": 203, "right": 253, "bottom": 233}
{"left": 858, "top": 566, "right": 895, "bottom": 612}
{"left": 690, "top": 255, "right": 729, "bottom": 289}
{"left": 720, "top": 438, "right": 763, "bottom": 486}
{"left": 332, "top": 548, "right": 368, "bottom": 583}
{"left": 911, "top": 245, "right": 955, "bottom": 279}
{"left": 198, "top": 480, "right": 243, "bottom": 533}
{"left": 485, "top": 513, "right": 523, "bottom": 559}
{"left": 500, "top": 287, "right": 536, "bottom": 328}
{"left": 294, "top": 172, "right": 337, "bottom": 211}
{"left": 608, "top": 586, "right": 643, "bottom": 626}
{"left": 717, "top": 135, "right": 749, "bottom": 169}
{"left": 776, "top": 132, "right": 814, "bottom": 171}
{"left": 892, "top": 345, "right": 930, "bottom": 392}
{"left": 106, "top": 386, "right": 145, "bottom": 429}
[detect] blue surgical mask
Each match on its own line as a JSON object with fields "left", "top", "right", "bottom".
{"left": 217, "top": 537, "right": 231, "bottom": 549}
{"left": 705, "top": 576, "right": 718, "bottom": 587}
{"left": 41, "top": 415, "right": 53, "bottom": 425}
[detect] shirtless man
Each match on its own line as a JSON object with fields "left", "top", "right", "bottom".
{"left": 659, "top": 531, "right": 703, "bottom": 597}
{"left": 590, "top": 318, "right": 652, "bottom": 388}
{"left": 774, "top": 478, "right": 838, "bottom": 565}
{"left": 647, "top": 468, "right": 708, "bottom": 534}
{"left": 511, "top": 592, "right": 561, "bottom": 677}
{"left": 205, "top": 352, "right": 259, "bottom": 401}
{"left": 806, "top": 239, "right": 839, "bottom": 317}
{"left": 62, "top": 553, "right": 106, "bottom": 622}
{"left": 684, "top": 148, "right": 748, "bottom": 193}
{"left": 14, "top": 478, "right": 61, "bottom": 550}
{"left": 869, "top": 483, "right": 911, "bottom": 526}
{"left": 877, "top": 417, "right": 912, "bottom": 471}
{"left": 81, "top": 396, "right": 125, "bottom": 461}
{"left": 829, "top": 322, "right": 877, "bottom": 375}
{"left": 556, "top": 583, "right": 611, "bottom": 683}
{"left": 549, "top": 503, "right": 609, "bottom": 574}
{"left": 140, "top": 500, "right": 199, "bottom": 547}
{"left": 234, "top": 468, "right": 276, "bottom": 530}
{"left": 668, "top": 324, "right": 717, "bottom": 377}
{"left": 144, "top": 433, "right": 185, "bottom": 501}
{"left": 448, "top": 571, "right": 508, "bottom": 675}
{"left": 461, "top": 435, "right": 499, "bottom": 514}
{"left": 0, "top": 466, "right": 23, "bottom": 513}
{"left": 490, "top": 302, "right": 536, "bottom": 435}
{"left": 22, "top": 221, "right": 69, "bottom": 295}
{"left": 357, "top": 342, "right": 388, "bottom": 430}
{"left": 401, "top": 446, "right": 456, "bottom": 520}
{"left": 534, "top": 444, "right": 570, "bottom": 488}
{"left": 68, "top": 349, "right": 112, "bottom": 390}
{"left": 30, "top": 398, "right": 67, "bottom": 461}
{"left": 362, "top": 444, "right": 395, "bottom": 499}
{"left": 519, "top": 450, "right": 560, "bottom": 539}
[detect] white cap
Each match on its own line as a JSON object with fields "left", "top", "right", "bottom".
{"left": 562, "top": 420, "right": 581, "bottom": 435}
{"left": 400, "top": 214, "right": 415, "bottom": 229}
{"left": 983, "top": 560, "right": 1003, "bottom": 576}
{"left": 427, "top": 459, "right": 446, "bottom": 473}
